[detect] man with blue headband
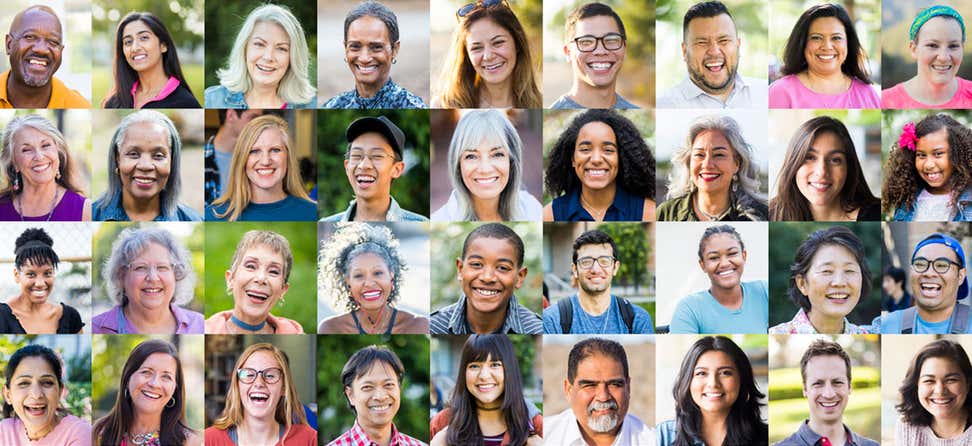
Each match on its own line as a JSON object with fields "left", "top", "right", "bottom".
{"left": 879, "top": 233, "right": 972, "bottom": 334}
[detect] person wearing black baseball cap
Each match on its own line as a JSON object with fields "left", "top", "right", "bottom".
{"left": 322, "top": 115, "right": 428, "bottom": 221}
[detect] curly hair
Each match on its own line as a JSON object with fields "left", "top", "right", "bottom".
{"left": 318, "top": 223, "right": 407, "bottom": 312}
{"left": 544, "top": 109, "right": 655, "bottom": 198}
{"left": 882, "top": 113, "right": 972, "bottom": 216}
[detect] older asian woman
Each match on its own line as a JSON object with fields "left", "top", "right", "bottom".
{"left": 0, "top": 345, "right": 92, "bottom": 445}
{"left": 205, "top": 4, "right": 316, "bottom": 109}
{"left": 205, "top": 343, "right": 316, "bottom": 445}
{"left": 896, "top": 339, "right": 972, "bottom": 444}
{"left": 542, "top": 109, "right": 655, "bottom": 222}
{"left": 768, "top": 3, "right": 880, "bottom": 108}
{"left": 93, "top": 339, "right": 200, "bottom": 446}
{"left": 91, "top": 227, "right": 204, "bottom": 334}
{"left": 770, "top": 226, "right": 872, "bottom": 334}
{"left": 0, "top": 115, "right": 91, "bottom": 221}
{"left": 657, "top": 115, "right": 767, "bottom": 221}
{"left": 432, "top": 0, "right": 541, "bottom": 108}
{"left": 432, "top": 110, "right": 541, "bottom": 221}
{"left": 0, "top": 228, "right": 83, "bottom": 334}
{"left": 317, "top": 223, "right": 428, "bottom": 334}
{"left": 205, "top": 230, "right": 304, "bottom": 334}
{"left": 103, "top": 12, "right": 200, "bottom": 109}
{"left": 322, "top": 1, "right": 425, "bottom": 109}
{"left": 206, "top": 115, "right": 317, "bottom": 222}
{"left": 884, "top": 6, "right": 972, "bottom": 108}
{"left": 91, "top": 110, "right": 202, "bottom": 222}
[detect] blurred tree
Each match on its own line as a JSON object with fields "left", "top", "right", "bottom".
{"left": 93, "top": 0, "right": 205, "bottom": 50}
{"left": 596, "top": 223, "right": 649, "bottom": 292}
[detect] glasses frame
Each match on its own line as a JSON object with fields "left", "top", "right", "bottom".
{"left": 911, "top": 256, "right": 964, "bottom": 274}
{"left": 571, "top": 33, "right": 626, "bottom": 53}
{"left": 237, "top": 367, "right": 284, "bottom": 384}
{"left": 575, "top": 255, "right": 617, "bottom": 270}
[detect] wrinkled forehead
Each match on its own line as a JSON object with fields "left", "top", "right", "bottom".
{"left": 11, "top": 7, "right": 62, "bottom": 36}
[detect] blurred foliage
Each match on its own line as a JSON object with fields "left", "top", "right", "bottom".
{"left": 769, "top": 366, "right": 879, "bottom": 400}
{"left": 430, "top": 222, "right": 542, "bottom": 312}
{"left": 0, "top": 335, "right": 91, "bottom": 421}
{"left": 317, "top": 335, "right": 429, "bottom": 443}
{"left": 92, "top": 0, "right": 205, "bottom": 50}
{"left": 203, "top": 222, "right": 318, "bottom": 331}
{"left": 203, "top": 0, "right": 317, "bottom": 90}
{"left": 318, "top": 110, "right": 431, "bottom": 217}
{"left": 596, "top": 223, "right": 650, "bottom": 292}
{"left": 768, "top": 222, "right": 881, "bottom": 326}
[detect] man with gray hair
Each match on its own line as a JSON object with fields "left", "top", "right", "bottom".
{"left": 545, "top": 338, "right": 655, "bottom": 445}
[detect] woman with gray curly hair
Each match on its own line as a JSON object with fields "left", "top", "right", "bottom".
{"left": 317, "top": 223, "right": 428, "bottom": 334}
{"left": 657, "top": 115, "right": 768, "bottom": 221}
{"left": 92, "top": 226, "right": 204, "bottom": 333}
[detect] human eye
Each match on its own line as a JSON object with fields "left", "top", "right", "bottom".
{"left": 23, "top": 33, "right": 37, "bottom": 42}
{"left": 132, "top": 264, "right": 149, "bottom": 275}
{"left": 468, "top": 44, "right": 482, "bottom": 52}
{"left": 491, "top": 151, "right": 506, "bottom": 159}
{"left": 828, "top": 155, "right": 845, "bottom": 165}
{"left": 468, "top": 260, "right": 483, "bottom": 268}
{"left": 347, "top": 42, "right": 362, "bottom": 52}
{"left": 694, "top": 370, "right": 707, "bottom": 377}
{"left": 153, "top": 151, "right": 168, "bottom": 161}
{"left": 832, "top": 35, "right": 844, "bottom": 41}
{"left": 270, "top": 147, "right": 284, "bottom": 154}
{"left": 467, "top": 363, "right": 480, "bottom": 370}
{"left": 269, "top": 267, "right": 281, "bottom": 276}
{"left": 490, "top": 361, "right": 503, "bottom": 368}
{"left": 41, "top": 378, "right": 56, "bottom": 387}
{"left": 463, "top": 152, "right": 478, "bottom": 161}
{"left": 156, "top": 264, "right": 172, "bottom": 274}
{"left": 720, "top": 369, "right": 735, "bottom": 377}
{"left": 360, "top": 384, "right": 373, "bottom": 392}
{"left": 369, "top": 44, "right": 385, "bottom": 53}
{"left": 244, "top": 261, "right": 257, "bottom": 271}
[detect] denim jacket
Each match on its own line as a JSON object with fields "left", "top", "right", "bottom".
{"left": 893, "top": 187, "right": 972, "bottom": 221}
{"left": 92, "top": 194, "right": 202, "bottom": 221}
{"left": 204, "top": 85, "right": 315, "bottom": 109}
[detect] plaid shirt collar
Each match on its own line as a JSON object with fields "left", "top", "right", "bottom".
{"left": 335, "top": 421, "right": 425, "bottom": 446}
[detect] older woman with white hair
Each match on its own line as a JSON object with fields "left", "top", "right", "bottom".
{"left": 657, "top": 115, "right": 768, "bottom": 221}
{"left": 92, "top": 110, "right": 201, "bottom": 221}
{"left": 205, "top": 4, "right": 316, "bottom": 109}
{"left": 432, "top": 110, "right": 541, "bottom": 221}
{"left": 0, "top": 115, "right": 91, "bottom": 221}
{"left": 92, "top": 226, "right": 204, "bottom": 334}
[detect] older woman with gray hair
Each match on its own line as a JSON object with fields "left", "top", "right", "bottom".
{"left": 92, "top": 110, "right": 201, "bottom": 221}
{"left": 0, "top": 114, "right": 91, "bottom": 221}
{"left": 92, "top": 226, "right": 204, "bottom": 334}
{"left": 317, "top": 222, "right": 428, "bottom": 334}
{"left": 657, "top": 115, "right": 768, "bottom": 221}
{"left": 322, "top": 0, "right": 425, "bottom": 109}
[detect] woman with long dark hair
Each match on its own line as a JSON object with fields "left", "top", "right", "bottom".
{"left": 430, "top": 335, "right": 542, "bottom": 446}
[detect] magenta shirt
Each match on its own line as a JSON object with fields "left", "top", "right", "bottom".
{"left": 130, "top": 76, "right": 181, "bottom": 107}
{"left": 768, "top": 74, "right": 880, "bottom": 108}
{"left": 92, "top": 304, "right": 205, "bottom": 334}
{"left": 0, "top": 415, "right": 92, "bottom": 446}
{"left": 883, "top": 77, "right": 972, "bottom": 109}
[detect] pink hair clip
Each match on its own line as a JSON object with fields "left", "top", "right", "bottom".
{"left": 899, "top": 122, "right": 917, "bottom": 151}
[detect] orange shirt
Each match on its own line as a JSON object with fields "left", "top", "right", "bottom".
{"left": 0, "top": 69, "right": 91, "bottom": 108}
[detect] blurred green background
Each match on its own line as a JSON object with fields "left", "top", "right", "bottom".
{"left": 0, "top": 335, "right": 91, "bottom": 423}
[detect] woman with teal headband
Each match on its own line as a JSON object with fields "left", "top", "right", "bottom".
{"left": 884, "top": 5, "right": 972, "bottom": 108}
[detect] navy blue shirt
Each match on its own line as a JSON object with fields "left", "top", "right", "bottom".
{"left": 206, "top": 195, "right": 318, "bottom": 221}
{"left": 551, "top": 186, "right": 644, "bottom": 221}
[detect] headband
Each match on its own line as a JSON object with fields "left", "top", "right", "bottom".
{"left": 910, "top": 5, "right": 966, "bottom": 41}
{"left": 912, "top": 233, "right": 969, "bottom": 299}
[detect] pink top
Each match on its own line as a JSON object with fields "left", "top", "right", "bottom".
{"left": 204, "top": 310, "right": 304, "bottom": 334}
{"left": 768, "top": 74, "right": 880, "bottom": 108}
{"left": 131, "top": 76, "right": 182, "bottom": 107}
{"left": 0, "top": 415, "right": 92, "bottom": 446}
{"left": 882, "top": 77, "right": 972, "bottom": 109}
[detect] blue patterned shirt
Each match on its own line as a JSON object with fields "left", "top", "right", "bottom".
{"left": 322, "top": 79, "right": 426, "bottom": 109}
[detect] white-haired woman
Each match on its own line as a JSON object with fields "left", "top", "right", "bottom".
{"left": 205, "top": 4, "right": 316, "bottom": 109}
{"left": 657, "top": 115, "right": 768, "bottom": 221}
{"left": 432, "top": 110, "right": 541, "bottom": 221}
{"left": 92, "top": 110, "right": 201, "bottom": 221}
{"left": 0, "top": 115, "right": 91, "bottom": 221}
{"left": 92, "top": 227, "right": 204, "bottom": 334}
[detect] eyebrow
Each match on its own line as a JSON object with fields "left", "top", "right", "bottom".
{"left": 576, "top": 378, "right": 626, "bottom": 386}
{"left": 693, "top": 146, "right": 730, "bottom": 152}
{"left": 15, "top": 372, "right": 56, "bottom": 379}
{"left": 694, "top": 366, "right": 736, "bottom": 372}
{"left": 243, "top": 255, "right": 282, "bottom": 266}
{"left": 465, "top": 254, "right": 515, "bottom": 264}
{"left": 921, "top": 372, "right": 963, "bottom": 379}
{"left": 704, "top": 246, "right": 739, "bottom": 256}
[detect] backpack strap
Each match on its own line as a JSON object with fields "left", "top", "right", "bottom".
{"left": 951, "top": 302, "right": 971, "bottom": 334}
{"left": 617, "top": 297, "right": 636, "bottom": 334}
{"left": 901, "top": 306, "right": 917, "bottom": 334}
{"left": 558, "top": 298, "right": 573, "bottom": 334}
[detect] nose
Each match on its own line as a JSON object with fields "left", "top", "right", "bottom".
{"left": 482, "top": 45, "right": 494, "bottom": 61}
{"left": 821, "top": 382, "right": 837, "bottom": 398}
{"left": 705, "top": 41, "right": 722, "bottom": 56}
{"left": 480, "top": 265, "right": 497, "bottom": 282}
{"left": 934, "top": 380, "right": 946, "bottom": 395}
{"left": 595, "top": 383, "right": 611, "bottom": 401}
{"left": 135, "top": 153, "right": 153, "bottom": 170}
{"left": 811, "top": 157, "right": 827, "bottom": 177}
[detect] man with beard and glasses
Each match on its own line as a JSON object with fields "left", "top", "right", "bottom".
{"left": 545, "top": 337, "right": 655, "bottom": 446}
{"left": 543, "top": 230, "right": 653, "bottom": 334}
{"left": 1, "top": 5, "right": 89, "bottom": 108}
{"left": 657, "top": 1, "right": 765, "bottom": 108}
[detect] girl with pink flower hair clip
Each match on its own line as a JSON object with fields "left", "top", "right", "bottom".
{"left": 883, "top": 113, "right": 972, "bottom": 221}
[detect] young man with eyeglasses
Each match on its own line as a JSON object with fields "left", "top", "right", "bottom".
{"left": 550, "top": 3, "right": 639, "bottom": 109}
{"left": 542, "top": 230, "right": 653, "bottom": 334}
{"left": 876, "top": 233, "right": 972, "bottom": 334}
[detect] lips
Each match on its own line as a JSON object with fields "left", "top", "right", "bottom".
{"left": 133, "top": 176, "right": 158, "bottom": 189}
{"left": 716, "top": 268, "right": 736, "bottom": 277}
{"left": 255, "top": 168, "right": 276, "bottom": 176}
{"left": 245, "top": 289, "right": 269, "bottom": 303}
{"left": 473, "top": 287, "right": 501, "bottom": 297}
{"left": 816, "top": 54, "right": 838, "bottom": 62}
{"left": 699, "top": 172, "right": 721, "bottom": 182}
{"left": 701, "top": 391, "right": 725, "bottom": 400}
{"left": 361, "top": 289, "right": 383, "bottom": 301}
{"left": 826, "top": 292, "right": 849, "bottom": 302}
{"left": 473, "top": 176, "right": 500, "bottom": 185}
{"left": 704, "top": 61, "right": 725, "bottom": 72}
{"left": 919, "top": 282, "right": 943, "bottom": 298}
{"left": 255, "top": 64, "right": 277, "bottom": 75}
{"left": 31, "top": 163, "right": 51, "bottom": 173}
{"left": 482, "top": 61, "right": 505, "bottom": 73}
{"left": 929, "top": 396, "right": 955, "bottom": 406}
{"left": 587, "top": 61, "right": 614, "bottom": 73}
{"left": 23, "top": 403, "right": 46, "bottom": 417}
{"left": 141, "top": 390, "right": 162, "bottom": 399}
{"left": 931, "top": 63, "right": 953, "bottom": 73}
{"left": 585, "top": 168, "right": 609, "bottom": 180}
{"left": 355, "top": 174, "right": 376, "bottom": 187}
{"left": 368, "top": 402, "right": 392, "bottom": 413}
{"left": 248, "top": 391, "right": 270, "bottom": 405}
{"left": 476, "top": 383, "right": 498, "bottom": 392}
{"left": 923, "top": 171, "right": 945, "bottom": 184}
{"left": 808, "top": 181, "right": 831, "bottom": 193}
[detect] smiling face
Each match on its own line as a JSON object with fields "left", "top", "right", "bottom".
{"left": 12, "top": 126, "right": 60, "bottom": 189}
{"left": 690, "top": 129, "right": 739, "bottom": 198}
{"left": 458, "top": 237, "right": 526, "bottom": 316}
{"left": 459, "top": 141, "right": 511, "bottom": 203}
{"left": 572, "top": 243, "right": 618, "bottom": 296}
{"left": 915, "top": 128, "right": 953, "bottom": 194}
{"left": 245, "top": 128, "right": 288, "bottom": 198}
{"left": 346, "top": 252, "right": 394, "bottom": 313}
{"left": 804, "top": 17, "right": 847, "bottom": 77}
{"left": 690, "top": 350, "right": 740, "bottom": 416}
{"left": 795, "top": 131, "right": 848, "bottom": 209}
{"left": 572, "top": 121, "right": 619, "bottom": 192}
{"left": 14, "top": 261, "right": 54, "bottom": 305}
{"left": 227, "top": 244, "right": 289, "bottom": 323}
{"left": 565, "top": 15, "right": 625, "bottom": 89}
{"left": 565, "top": 354, "right": 629, "bottom": 435}
{"left": 127, "top": 352, "right": 177, "bottom": 417}
{"left": 3, "top": 356, "right": 62, "bottom": 437}
{"left": 682, "top": 13, "right": 740, "bottom": 95}
{"left": 123, "top": 242, "right": 177, "bottom": 315}
{"left": 465, "top": 18, "right": 517, "bottom": 87}
{"left": 246, "top": 21, "right": 290, "bottom": 90}
{"left": 238, "top": 350, "right": 284, "bottom": 421}
{"left": 6, "top": 8, "right": 63, "bottom": 89}
{"left": 465, "top": 353, "right": 505, "bottom": 406}
{"left": 911, "top": 17, "right": 964, "bottom": 87}
{"left": 344, "top": 132, "right": 404, "bottom": 202}
{"left": 345, "top": 361, "right": 401, "bottom": 431}
{"left": 698, "top": 233, "right": 746, "bottom": 292}
{"left": 117, "top": 121, "right": 171, "bottom": 206}
{"left": 803, "top": 354, "right": 850, "bottom": 424}
{"left": 345, "top": 16, "right": 398, "bottom": 92}
{"left": 796, "top": 244, "right": 862, "bottom": 323}
{"left": 122, "top": 20, "right": 166, "bottom": 74}
{"left": 911, "top": 243, "right": 966, "bottom": 315}
{"left": 917, "top": 356, "right": 969, "bottom": 422}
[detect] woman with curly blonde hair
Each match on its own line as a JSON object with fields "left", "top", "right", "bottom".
{"left": 317, "top": 223, "right": 429, "bottom": 334}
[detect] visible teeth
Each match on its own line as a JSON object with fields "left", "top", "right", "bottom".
{"left": 256, "top": 64, "right": 275, "bottom": 73}
{"left": 818, "top": 55, "right": 836, "bottom": 60}
{"left": 477, "top": 384, "right": 497, "bottom": 390}
{"left": 717, "top": 270, "right": 734, "bottom": 276}
{"left": 142, "top": 391, "right": 161, "bottom": 399}
{"left": 700, "top": 173, "right": 720, "bottom": 180}
{"left": 819, "top": 401, "right": 839, "bottom": 407}
{"left": 932, "top": 64, "right": 952, "bottom": 71}
{"left": 369, "top": 403, "right": 391, "bottom": 411}
{"left": 362, "top": 290, "right": 382, "bottom": 300}
{"left": 133, "top": 54, "right": 147, "bottom": 61}
{"left": 484, "top": 62, "right": 503, "bottom": 71}
{"left": 589, "top": 62, "right": 611, "bottom": 70}
{"left": 143, "top": 288, "right": 162, "bottom": 293}
{"left": 705, "top": 62, "right": 724, "bottom": 68}
{"left": 703, "top": 392, "right": 723, "bottom": 398}
{"left": 356, "top": 175, "right": 376, "bottom": 183}
{"left": 134, "top": 177, "right": 156, "bottom": 184}
{"left": 925, "top": 172, "right": 943, "bottom": 181}
{"left": 31, "top": 164, "right": 50, "bottom": 172}
{"left": 827, "top": 293, "right": 849, "bottom": 299}
{"left": 246, "top": 291, "right": 269, "bottom": 301}
{"left": 921, "top": 284, "right": 942, "bottom": 290}
{"left": 356, "top": 64, "right": 377, "bottom": 73}
{"left": 587, "top": 169, "right": 607, "bottom": 176}
{"left": 476, "top": 288, "right": 499, "bottom": 296}
{"left": 256, "top": 168, "right": 274, "bottom": 175}
{"left": 474, "top": 177, "right": 499, "bottom": 184}
{"left": 810, "top": 182, "right": 830, "bottom": 191}
{"left": 28, "top": 59, "right": 47, "bottom": 66}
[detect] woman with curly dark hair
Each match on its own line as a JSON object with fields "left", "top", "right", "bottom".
{"left": 770, "top": 116, "right": 880, "bottom": 221}
{"left": 542, "top": 109, "right": 655, "bottom": 221}
{"left": 895, "top": 339, "right": 972, "bottom": 444}
{"left": 657, "top": 336, "right": 767, "bottom": 446}
{"left": 883, "top": 113, "right": 972, "bottom": 221}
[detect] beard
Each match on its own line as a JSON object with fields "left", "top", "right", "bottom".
{"left": 687, "top": 57, "right": 738, "bottom": 94}
{"left": 586, "top": 400, "right": 620, "bottom": 433}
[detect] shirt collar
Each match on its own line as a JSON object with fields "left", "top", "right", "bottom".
{"left": 563, "top": 187, "right": 633, "bottom": 221}
{"left": 680, "top": 72, "right": 747, "bottom": 101}
{"left": 341, "top": 197, "right": 408, "bottom": 222}
{"left": 350, "top": 79, "right": 397, "bottom": 106}
{"left": 447, "top": 294, "right": 523, "bottom": 334}
{"left": 105, "top": 304, "right": 193, "bottom": 334}
{"left": 130, "top": 76, "right": 181, "bottom": 105}
{"left": 97, "top": 193, "right": 175, "bottom": 221}
{"left": 348, "top": 421, "right": 407, "bottom": 446}
{"left": 797, "top": 420, "right": 862, "bottom": 446}
{"left": 0, "top": 69, "right": 70, "bottom": 108}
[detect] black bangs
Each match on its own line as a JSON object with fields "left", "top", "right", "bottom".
{"left": 463, "top": 335, "right": 507, "bottom": 365}
{"left": 15, "top": 246, "right": 59, "bottom": 270}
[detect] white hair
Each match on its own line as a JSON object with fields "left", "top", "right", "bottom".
{"left": 447, "top": 110, "right": 525, "bottom": 220}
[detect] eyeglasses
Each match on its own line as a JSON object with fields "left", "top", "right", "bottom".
{"left": 457, "top": 0, "right": 508, "bottom": 18}
{"left": 237, "top": 367, "right": 283, "bottom": 384}
{"left": 576, "top": 256, "right": 616, "bottom": 270}
{"left": 126, "top": 262, "right": 176, "bottom": 278}
{"left": 912, "top": 256, "right": 963, "bottom": 274}
{"left": 572, "top": 33, "right": 625, "bottom": 52}
{"left": 346, "top": 150, "right": 398, "bottom": 166}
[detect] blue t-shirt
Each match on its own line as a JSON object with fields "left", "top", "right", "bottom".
{"left": 206, "top": 195, "right": 318, "bottom": 221}
{"left": 669, "top": 280, "right": 768, "bottom": 334}
{"left": 542, "top": 294, "right": 653, "bottom": 334}
{"left": 877, "top": 306, "right": 972, "bottom": 334}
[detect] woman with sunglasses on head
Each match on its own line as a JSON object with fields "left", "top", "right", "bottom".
{"left": 432, "top": 0, "right": 542, "bottom": 108}
{"left": 206, "top": 343, "right": 316, "bottom": 446}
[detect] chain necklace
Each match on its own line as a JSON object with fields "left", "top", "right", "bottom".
{"left": 694, "top": 196, "right": 729, "bottom": 221}
{"left": 128, "top": 430, "right": 160, "bottom": 446}
{"left": 17, "top": 187, "right": 60, "bottom": 221}
{"left": 361, "top": 305, "right": 387, "bottom": 334}
{"left": 580, "top": 195, "right": 608, "bottom": 221}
